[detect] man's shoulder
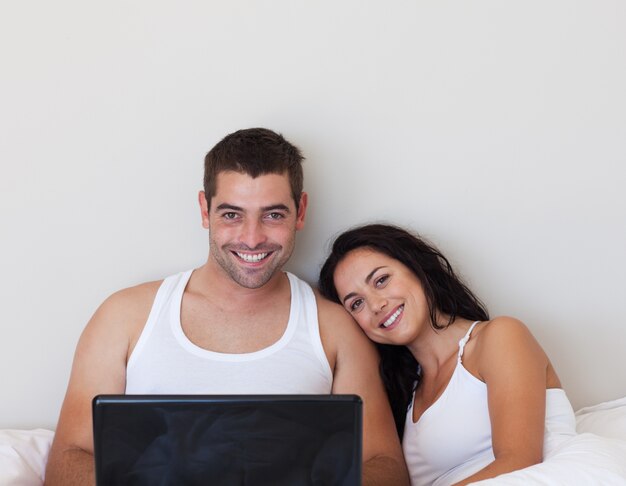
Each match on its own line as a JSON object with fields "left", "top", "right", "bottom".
{"left": 91, "top": 278, "right": 164, "bottom": 331}
{"left": 106, "top": 279, "right": 163, "bottom": 308}
{"left": 312, "top": 288, "right": 348, "bottom": 320}
{"left": 77, "top": 278, "right": 166, "bottom": 361}
{"left": 312, "top": 288, "right": 370, "bottom": 342}
{"left": 285, "top": 272, "right": 343, "bottom": 318}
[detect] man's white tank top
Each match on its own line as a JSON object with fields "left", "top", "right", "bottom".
{"left": 126, "top": 270, "right": 333, "bottom": 394}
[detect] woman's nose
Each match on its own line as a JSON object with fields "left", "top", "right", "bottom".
{"left": 370, "top": 296, "right": 387, "bottom": 314}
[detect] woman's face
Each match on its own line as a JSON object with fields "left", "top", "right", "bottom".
{"left": 333, "top": 247, "right": 431, "bottom": 346}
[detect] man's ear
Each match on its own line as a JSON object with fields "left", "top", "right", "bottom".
{"left": 199, "top": 191, "right": 210, "bottom": 229}
{"left": 295, "top": 192, "right": 308, "bottom": 231}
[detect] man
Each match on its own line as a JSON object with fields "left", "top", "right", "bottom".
{"left": 44, "top": 128, "right": 409, "bottom": 485}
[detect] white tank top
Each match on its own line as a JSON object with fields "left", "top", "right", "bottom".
{"left": 402, "top": 322, "right": 577, "bottom": 486}
{"left": 126, "top": 270, "right": 333, "bottom": 394}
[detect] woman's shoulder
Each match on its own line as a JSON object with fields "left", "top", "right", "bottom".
{"left": 470, "top": 316, "right": 548, "bottom": 375}
{"left": 474, "top": 315, "right": 534, "bottom": 344}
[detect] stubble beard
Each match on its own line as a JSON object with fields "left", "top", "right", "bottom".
{"left": 209, "top": 239, "right": 295, "bottom": 290}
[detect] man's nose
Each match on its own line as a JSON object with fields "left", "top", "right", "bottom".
{"left": 239, "top": 219, "right": 267, "bottom": 248}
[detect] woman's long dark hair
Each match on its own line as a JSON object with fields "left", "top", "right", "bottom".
{"left": 318, "top": 224, "right": 489, "bottom": 438}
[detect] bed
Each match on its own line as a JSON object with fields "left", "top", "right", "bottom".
{"left": 2, "top": 396, "right": 626, "bottom": 485}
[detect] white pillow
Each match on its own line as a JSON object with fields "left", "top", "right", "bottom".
{"left": 575, "top": 396, "right": 626, "bottom": 441}
{"left": 0, "top": 429, "right": 54, "bottom": 486}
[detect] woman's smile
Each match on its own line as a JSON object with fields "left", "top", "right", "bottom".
{"left": 380, "top": 304, "right": 404, "bottom": 330}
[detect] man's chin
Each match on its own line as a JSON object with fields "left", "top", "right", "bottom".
{"left": 230, "top": 265, "right": 279, "bottom": 289}
{"left": 233, "top": 274, "right": 275, "bottom": 289}
{"left": 212, "top": 250, "right": 289, "bottom": 289}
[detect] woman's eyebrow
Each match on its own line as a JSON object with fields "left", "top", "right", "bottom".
{"left": 342, "top": 292, "right": 357, "bottom": 305}
{"left": 365, "top": 266, "right": 386, "bottom": 284}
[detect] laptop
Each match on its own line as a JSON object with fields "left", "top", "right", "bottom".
{"left": 93, "top": 394, "right": 362, "bottom": 486}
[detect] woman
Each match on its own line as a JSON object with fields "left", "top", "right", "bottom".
{"left": 318, "top": 224, "right": 576, "bottom": 486}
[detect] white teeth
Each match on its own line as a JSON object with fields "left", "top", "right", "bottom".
{"left": 236, "top": 252, "right": 269, "bottom": 263}
{"left": 382, "top": 305, "right": 403, "bottom": 328}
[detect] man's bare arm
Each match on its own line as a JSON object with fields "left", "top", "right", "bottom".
{"left": 317, "top": 295, "right": 410, "bottom": 486}
{"left": 44, "top": 283, "right": 158, "bottom": 486}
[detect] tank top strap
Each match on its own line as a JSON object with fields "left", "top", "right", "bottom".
{"left": 457, "top": 321, "right": 480, "bottom": 362}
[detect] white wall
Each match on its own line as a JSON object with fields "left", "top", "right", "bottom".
{"left": 1, "top": 1, "right": 624, "bottom": 429}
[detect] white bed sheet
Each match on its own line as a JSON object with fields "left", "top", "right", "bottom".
{"left": 2, "top": 396, "right": 626, "bottom": 485}
{"left": 470, "top": 433, "right": 626, "bottom": 485}
{"left": 470, "top": 396, "right": 626, "bottom": 485}
{"left": 0, "top": 429, "right": 54, "bottom": 486}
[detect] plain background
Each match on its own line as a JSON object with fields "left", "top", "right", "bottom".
{"left": 1, "top": 1, "right": 624, "bottom": 429}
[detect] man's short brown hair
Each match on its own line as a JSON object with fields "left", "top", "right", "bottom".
{"left": 204, "top": 128, "right": 304, "bottom": 210}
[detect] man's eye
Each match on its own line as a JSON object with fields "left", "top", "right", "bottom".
{"left": 349, "top": 299, "right": 363, "bottom": 312}
{"left": 223, "top": 212, "right": 238, "bottom": 220}
{"left": 267, "top": 212, "right": 284, "bottom": 220}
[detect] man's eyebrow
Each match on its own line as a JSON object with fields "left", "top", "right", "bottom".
{"left": 341, "top": 266, "right": 387, "bottom": 304}
{"left": 262, "top": 204, "right": 291, "bottom": 212}
{"left": 215, "top": 203, "right": 243, "bottom": 211}
{"left": 214, "top": 203, "right": 291, "bottom": 213}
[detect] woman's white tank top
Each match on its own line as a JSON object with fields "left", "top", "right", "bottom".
{"left": 402, "top": 322, "right": 577, "bottom": 486}
{"left": 126, "top": 270, "right": 333, "bottom": 394}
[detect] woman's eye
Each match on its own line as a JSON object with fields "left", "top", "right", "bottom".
{"left": 349, "top": 299, "right": 363, "bottom": 312}
{"left": 375, "top": 275, "right": 389, "bottom": 287}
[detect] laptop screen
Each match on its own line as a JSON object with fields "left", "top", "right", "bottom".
{"left": 92, "top": 394, "right": 362, "bottom": 486}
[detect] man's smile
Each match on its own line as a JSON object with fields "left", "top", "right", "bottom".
{"left": 233, "top": 251, "right": 273, "bottom": 264}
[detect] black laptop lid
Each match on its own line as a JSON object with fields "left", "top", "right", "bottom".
{"left": 93, "top": 394, "right": 362, "bottom": 486}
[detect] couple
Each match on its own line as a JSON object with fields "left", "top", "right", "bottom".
{"left": 45, "top": 128, "right": 574, "bottom": 486}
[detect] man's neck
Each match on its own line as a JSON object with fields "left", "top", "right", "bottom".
{"left": 189, "top": 260, "right": 289, "bottom": 307}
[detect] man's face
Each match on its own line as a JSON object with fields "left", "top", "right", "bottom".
{"left": 200, "top": 171, "right": 307, "bottom": 289}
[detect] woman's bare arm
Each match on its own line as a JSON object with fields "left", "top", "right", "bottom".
{"left": 452, "top": 317, "right": 553, "bottom": 485}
